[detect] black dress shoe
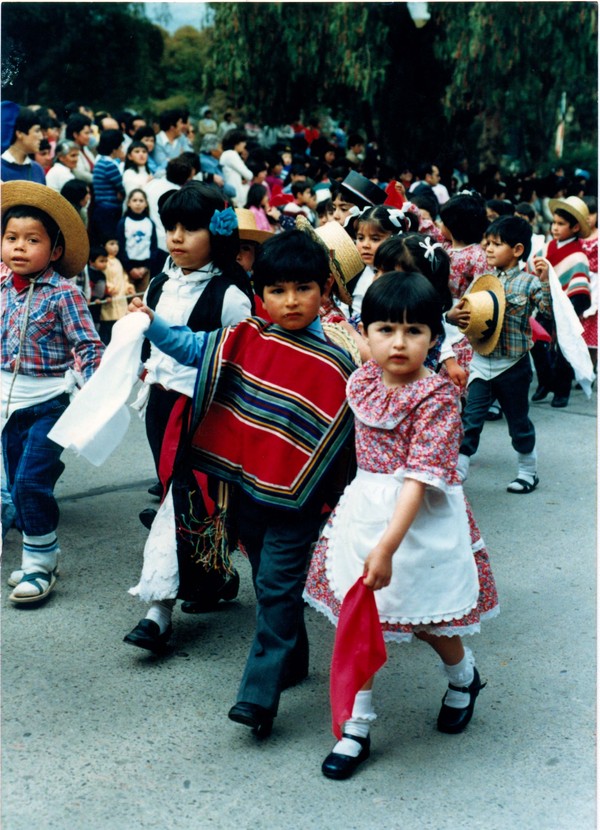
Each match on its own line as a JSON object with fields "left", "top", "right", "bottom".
{"left": 180, "top": 569, "right": 240, "bottom": 614}
{"left": 228, "top": 701, "right": 274, "bottom": 738}
{"left": 437, "top": 667, "right": 486, "bottom": 734}
{"left": 551, "top": 394, "right": 569, "bottom": 408}
{"left": 321, "top": 733, "right": 370, "bottom": 780}
{"left": 123, "top": 619, "right": 172, "bottom": 653}
{"left": 139, "top": 508, "right": 157, "bottom": 530}
{"left": 531, "top": 386, "right": 550, "bottom": 402}
{"left": 147, "top": 482, "right": 163, "bottom": 498}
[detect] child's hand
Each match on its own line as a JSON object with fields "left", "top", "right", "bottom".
{"left": 443, "top": 357, "right": 468, "bottom": 390}
{"left": 128, "top": 296, "right": 154, "bottom": 320}
{"left": 394, "top": 180, "right": 406, "bottom": 199}
{"left": 448, "top": 300, "right": 470, "bottom": 330}
{"left": 363, "top": 545, "right": 393, "bottom": 591}
{"left": 533, "top": 257, "right": 549, "bottom": 281}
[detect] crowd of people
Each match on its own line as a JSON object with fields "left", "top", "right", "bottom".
{"left": 1, "top": 97, "right": 596, "bottom": 781}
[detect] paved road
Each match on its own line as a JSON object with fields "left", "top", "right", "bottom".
{"left": 1, "top": 383, "right": 596, "bottom": 830}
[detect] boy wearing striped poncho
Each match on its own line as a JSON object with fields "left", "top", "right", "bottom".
{"left": 128, "top": 229, "right": 355, "bottom": 738}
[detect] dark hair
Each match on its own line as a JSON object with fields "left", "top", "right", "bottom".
{"left": 177, "top": 150, "right": 201, "bottom": 175}
{"left": 362, "top": 271, "right": 444, "bottom": 337}
{"left": 246, "top": 184, "right": 268, "bottom": 209}
{"left": 291, "top": 180, "right": 314, "bottom": 199}
{"left": 486, "top": 215, "right": 532, "bottom": 260}
{"left": 514, "top": 202, "right": 536, "bottom": 222}
{"left": 348, "top": 205, "right": 410, "bottom": 239}
{"left": 165, "top": 157, "right": 194, "bottom": 186}
{"left": 159, "top": 182, "right": 239, "bottom": 269}
{"left": 440, "top": 192, "right": 487, "bottom": 244}
{"left": 374, "top": 233, "right": 452, "bottom": 312}
{"left": 38, "top": 138, "right": 51, "bottom": 153}
{"left": 159, "top": 109, "right": 186, "bottom": 132}
{"left": 97, "top": 129, "right": 123, "bottom": 155}
{"left": 2, "top": 205, "right": 64, "bottom": 251}
{"left": 124, "top": 141, "right": 150, "bottom": 174}
{"left": 409, "top": 191, "right": 439, "bottom": 220}
{"left": 133, "top": 125, "right": 156, "bottom": 142}
{"left": 415, "top": 161, "right": 438, "bottom": 180}
{"left": 126, "top": 188, "right": 150, "bottom": 218}
{"left": 65, "top": 114, "right": 92, "bottom": 140}
{"left": 347, "top": 133, "right": 365, "bottom": 148}
{"left": 60, "top": 179, "right": 89, "bottom": 208}
{"left": 11, "top": 107, "right": 41, "bottom": 144}
{"left": 252, "top": 229, "right": 329, "bottom": 297}
{"left": 316, "top": 198, "right": 334, "bottom": 218}
{"left": 222, "top": 129, "right": 247, "bottom": 151}
{"left": 583, "top": 195, "right": 598, "bottom": 215}
{"left": 486, "top": 198, "right": 515, "bottom": 217}
{"left": 89, "top": 244, "right": 108, "bottom": 262}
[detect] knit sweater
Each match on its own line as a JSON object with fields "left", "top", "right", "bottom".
{"left": 543, "top": 238, "right": 591, "bottom": 315}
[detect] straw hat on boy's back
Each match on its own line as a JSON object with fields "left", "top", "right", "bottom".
{"left": 234, "top": 208, "right": 273, "bottom": 244}
{"left": 296, "top": 214, "right": 363, "bottom": 304}
{"left": 1, "top": 180, "right": 89, "bottom": 277}
{"left": 548, "top": 195, "right": 591, "bottom": 238}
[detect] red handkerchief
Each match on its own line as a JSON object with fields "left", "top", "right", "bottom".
{"left": 330, "top": 577, "right": 387, "bottom": 739}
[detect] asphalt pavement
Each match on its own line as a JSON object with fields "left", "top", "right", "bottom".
{"left": 1, "top": 381, "right": 596, "bottom": 830}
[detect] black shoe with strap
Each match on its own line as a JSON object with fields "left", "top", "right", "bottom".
{"left": 123, "top": 619, "right": 172, "bottom": 653}
{"left": 437, "top": 667, "right": 486, "bottom": 734}
{"left": 321, "top": 733, "right": 371, "bottom": 780}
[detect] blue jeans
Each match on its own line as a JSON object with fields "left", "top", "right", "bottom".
{"left": 2, "top": 395, "right": 68, "bottom": 536}
{"left": 460, "top": 355, "right": 535, "bottom": 457}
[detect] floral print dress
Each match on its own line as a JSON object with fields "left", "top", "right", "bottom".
{"left": 304, "top": 360, "right": 499, "bottom": 642}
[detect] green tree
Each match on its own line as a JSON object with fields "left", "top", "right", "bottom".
{"left": 155, "top": 25, "right": 214, "bottom": 105}
{"left": 1, "top": 2, "right": 164, "bottom": 113}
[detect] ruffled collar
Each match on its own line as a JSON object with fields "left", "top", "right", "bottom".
{"left": 347, "top": 359, "right": 448, "bottom": 429}
{"left": 164, "top": 259, "right": 221, "bottom": 286}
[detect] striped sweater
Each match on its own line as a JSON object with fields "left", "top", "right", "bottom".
{"left": 544, "top": 238, "right": 591, "bottom": 315}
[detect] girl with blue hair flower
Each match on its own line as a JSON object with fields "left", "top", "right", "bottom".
{"left": 124, "top": 182, "right": 255, "bottom": 654}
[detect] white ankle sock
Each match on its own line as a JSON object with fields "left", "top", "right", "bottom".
{"left": 516, "top": 451, "right": 537, "bottom": 483}
{"left": 333, "top": 690, "right": 376, "bottom": 757}
{"left": 145, "top": 599, "right": 175, "bottom": 633}
{"left": 443, "top": 647, "right": 475, "bottom": 709}
{"left": 456, "top": 453, "right": 470, "bottom": 483}
{"left": 22, "top": 532, "right": 60, "bottom": 573}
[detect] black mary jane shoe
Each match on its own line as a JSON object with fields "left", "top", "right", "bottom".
{"left": 180, "top": 569, "right": 240, "bottom": 614}
{"left": 228, "top": 701, "right": 274, "bottom": 739}
{"left": 437, "top": 667, "right": 486, "bottom": 734}
{"left": 123, "top": 619, "right": 172, "bottom": 653}
{"left": 321, "top": 733, "right": 370, "bottom": 780}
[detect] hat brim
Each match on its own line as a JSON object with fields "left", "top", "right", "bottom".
{"left": 1, "top": 181, "right": 89, "bottom": 277}
{"left": 549, "top": 198, "right": 591, "bottom": 238}
{"left": 340, "top": 171, "right": 386, "bottom": 207}
{"left": 295, "top": 215, "right": 354, "bottom": 305}
{"left": 460, "top": 274, "right": 506, "bottom": 355}
{"left": 238, "top": 227, "right": 273, "bottom": 244}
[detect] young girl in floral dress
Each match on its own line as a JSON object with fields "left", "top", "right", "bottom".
{"left": 304, "top": 273, "right": 498, "bottom": 780}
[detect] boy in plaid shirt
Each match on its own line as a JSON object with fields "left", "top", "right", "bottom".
{"left": 447, "top": 216, "right": 551, "bottom": 494}
{"left": 1, "top": 181, "right": 103, "bottom": 604}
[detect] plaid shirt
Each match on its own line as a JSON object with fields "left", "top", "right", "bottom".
{"left": 1, "top": 264, "right": 104, "bottom": 382}
{"left": 490, "top": 266, "right": 552, "bottom": 359}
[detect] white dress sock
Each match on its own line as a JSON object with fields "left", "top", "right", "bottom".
{"left": 145, "top": 599, "right": 176, "bottom": 633}
{"left": 442, "top": 646, "right": 475, "bottom": 709}
{"left": 332, "top": 689, "right": 377, "bottom": 757}
{"left": 516, "top": 450, "right": 537, "bottom": 484}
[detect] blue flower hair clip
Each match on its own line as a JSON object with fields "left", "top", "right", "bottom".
{"left": 209, "top": 207, "right": 238, "bottom": 236}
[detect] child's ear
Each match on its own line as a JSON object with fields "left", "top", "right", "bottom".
{"left": 50, "top": 245, "right": 64, "bottom": 263}
{"left": 513, "top": 242, "right": 525, "bottom": 259}
{"left": 358, "top": 321, "right": 366, "bottom": 339}
{"left": 572, "top": 222, "right": 581, "bottom": 235}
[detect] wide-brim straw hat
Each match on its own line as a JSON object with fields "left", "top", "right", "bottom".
{"left": 296, "top": 215, "right": 363, "bottom": 305}
{"left": 234, "top": 208, "right": 273, "bottom": 243}
{"left": 1, "top": 180, "right": 89, "bottom": 277}
{"left": 458, "top": 274, "right": 506, "bottom": 356}
{"left": 339, "top": 170, "right": 386, "bottom": 208}
{"left": 548, "top": 195, "right": 591, "bottom": 238}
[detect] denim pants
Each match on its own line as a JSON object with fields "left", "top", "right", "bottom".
{"left": 2, "top": 394, "right": 68, "bottom": 536}
{"left": 460, "top": 355, "right": 535, "bottom": 457}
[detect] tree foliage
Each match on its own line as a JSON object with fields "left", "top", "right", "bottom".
{"left": 1, "top": 2, "right": 163, "bottom": 112}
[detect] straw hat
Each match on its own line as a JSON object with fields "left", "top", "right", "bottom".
{"left": 1, "top": 180, "right": 89, "bottom": 277}
{"left": 296, "top": 215, "right": 363, "bottom": 304}
{"left": 339, "top": 170, "right": 386, "bottom": 208}
{"left": 234, "top": 208, "right": 273, "bottom": 244}
{"left": 458, "top": 274, "right": 506, "bottom": 356}
{"left": 548, "top": 195, "right": 591, "bottom": 238}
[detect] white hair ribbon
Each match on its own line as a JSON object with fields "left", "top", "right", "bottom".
{"left": 418, "top": 236, "right": 443, "bottom": 263}
{"left": 343, "top": 205, "right": 368, "bottom": 229}
{"left": 387, "top": 208, "right": 407, "bottom": 229}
